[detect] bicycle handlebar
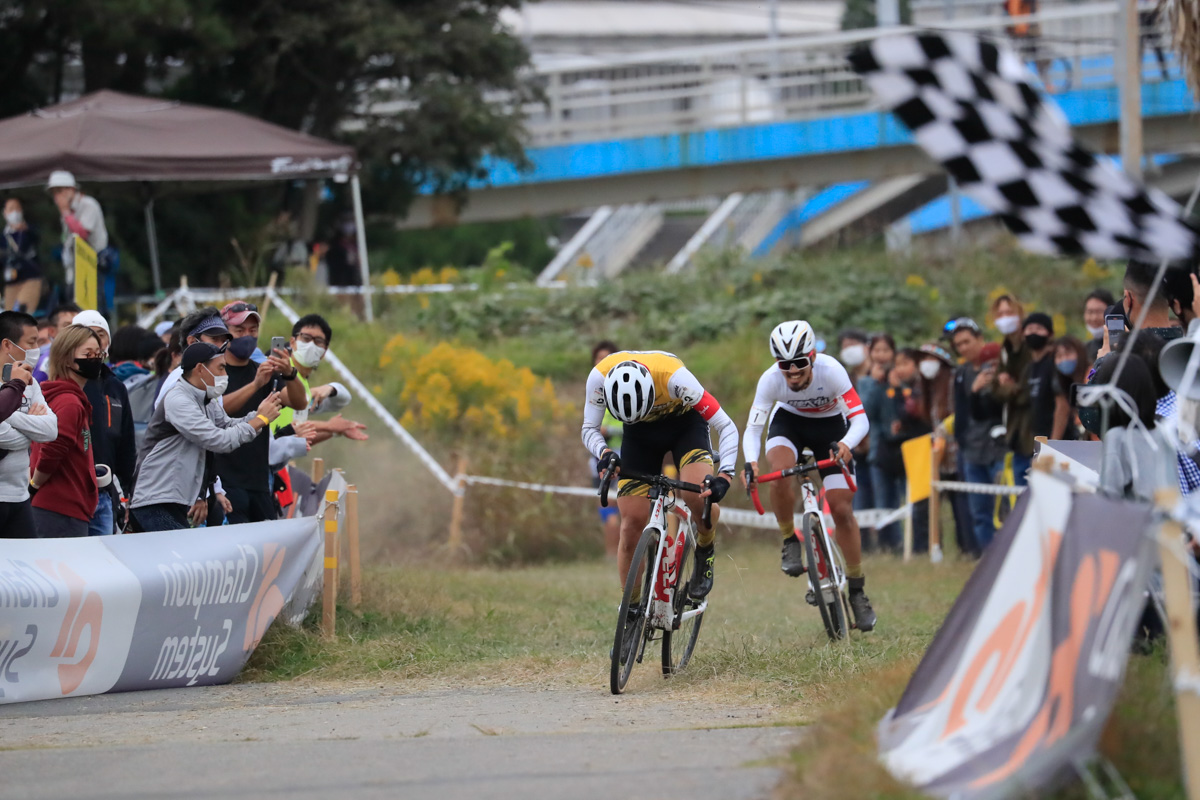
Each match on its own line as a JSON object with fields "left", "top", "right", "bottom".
{"left": 599, "top": 465, "right": 714, "bottom": 528}
{"left": 743, "top": 455, "right": 857, "bottom": 515}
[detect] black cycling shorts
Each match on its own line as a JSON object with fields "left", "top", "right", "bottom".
{"left": 618, "top": 410, "right": 713, "bottom": 497}
{"left": 765, "top": 409, "right": 855, "bottom": 491}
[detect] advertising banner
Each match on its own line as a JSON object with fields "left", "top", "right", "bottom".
{"left": 0, "top": 518, "right": 320, "bottom": 704}
{"left": 878, "top": 471, "right": 1156, "bottom": 798}
{"left": 73, "top": 236, "right": 97, "bottom": 310}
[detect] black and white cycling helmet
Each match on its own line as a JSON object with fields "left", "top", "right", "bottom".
{"left": 603, "top": 360, "right": 655, "bottom": 423}
{"left": 769, "top": 320, "right": 817, "bottom": 362}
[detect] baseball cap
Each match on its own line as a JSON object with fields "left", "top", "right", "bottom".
{"left": 182, "top": 341, "right": 227, "bottom": 372}
{"left": 221, "top": 301, "right": 261, "bottom": 327}
{"left": 979, "top": 342, "right": 1002, "bottom": 363}
{"left": 154, "top": 320, "right": 175, "bottom": 338}
{"left": 188, "top": 315, "right": 231, "bottom": 341}
{"left": 72, "top": 310, "right": 110, "bottom": 340}
{"left": 919, "top": 343, "right": 956, "bottom": 366}
{"left": 46, "top": 170, "right": 77, "bottom": 191}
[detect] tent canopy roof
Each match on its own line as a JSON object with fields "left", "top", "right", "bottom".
{"left": 0, "top": 90, "right": 356, "bottom": 190}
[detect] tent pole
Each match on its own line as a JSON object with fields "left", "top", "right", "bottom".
{"left": 144, "top": 198, "right": 163, "bottom": 296}
{"left": 350, "top": 175, "right": 373, "bottom": 322}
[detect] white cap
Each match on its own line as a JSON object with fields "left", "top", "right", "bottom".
{"left": 46, "top": 170, "right": 78, "bottom": 191}
{"left": 154, "top": 320, "right": 175, "bottom": 337}
{"left": 73, "top": 310, "right": 110, "bottom": 340}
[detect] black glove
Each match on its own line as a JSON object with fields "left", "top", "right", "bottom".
{"left": 706, "top": 474, "right": 732, "bottom": 503}
{"left": 27, "top": 480, "right": 39, "bottom": 499}
{"left": 598, "top": 450, "right": 620, "bottom": 475}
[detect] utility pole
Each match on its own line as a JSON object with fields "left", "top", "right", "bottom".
{"left": 877, "top": 0, "right": 901, "bottom": 27}
{"left": 1116, "top": 0, "right": 1144, "bottom": 180}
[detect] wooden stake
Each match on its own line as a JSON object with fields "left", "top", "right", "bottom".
{"left": 321, "top": 488, "right": 339, "bottom": 639}
{"left": 447, "top": 455, "right": 468, "bottom": 554}
{"left": 312, "top": 457, "right": 325, "bottom": 483}
{"left": 1154, "top": 490, "right": 1200, "bottom": 800}
{"left": 930, "top": 437, "right": 943, "bottom": 563}
{"left": 347, "top": 484, "right": 361, "bottom": 608}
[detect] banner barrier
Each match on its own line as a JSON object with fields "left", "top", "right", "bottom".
{"left": 0, "top": 518, "right": 321, "bottom": 705}
{"left": 877, "top": 471, "right": 1156, "bottom": 798}
{"left": 281, "top": 470, "right": 347, "bottom": 628}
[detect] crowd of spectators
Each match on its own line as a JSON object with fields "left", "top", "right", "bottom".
{"left": 838, "top": 259, "right": 1200, "bottom": 559}
{"left": 0, "top": 300, "right": 368, "bottom": 538}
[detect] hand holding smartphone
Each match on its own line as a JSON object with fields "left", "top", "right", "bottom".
{"left": 1105, "top": 314, "right": 1125, "bottom": 353}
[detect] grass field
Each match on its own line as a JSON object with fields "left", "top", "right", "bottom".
{"left": 246, "top": 540, "right": 1183, "bottom": 798}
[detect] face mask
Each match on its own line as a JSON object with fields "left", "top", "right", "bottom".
{"left": 7, "top": 341, "right": 38, "bottom": 367}
{"left": 1086, "top": 324, "right": 1105, "bottom": 339}
{"left": 73, "top": 358, "right": 103, "bottom": 381}
{"left": 202, "top": 366, "right": 229, "bottom": 400}
{"left": 1057, "top": 359, "right": 1077, "bottom": 376}
{"left": 994, "top": 315, "right": 1020, "bottom": 335}
{"left": 228, "top": 335, "right": 258, "bottom": 360}
{"left": 4, "top": 211, "right": 22, "bottom": 227}
{"left": 1025, "top": 333, "right": 1050, "bottom": 351}
{"left": 293, "top": 340, "right": 326, "bottom": 369}
{"left": 918, "top": 360, "right": 941, "bottom": 379}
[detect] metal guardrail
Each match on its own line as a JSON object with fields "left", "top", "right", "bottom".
{"left": 521, "top": 2, "right": 1173, "bottom": 146}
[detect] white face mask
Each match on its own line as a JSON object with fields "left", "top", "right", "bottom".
{"left": 1086, "top": 323, "right": 1105, "bottom": 338}
{"left": 995, "top": 315, "right": 1021, "bottom": 335}
{"left": 839, "top": 344, "right": 866, "bottom": 368}
{"left": 7, "top": 341, "right": 38, "bottom": 368}
{"left": 918, "top": 360, "right": 941, "bottom": 380}
{"left": 293, "top": 340, "right": 326, "bottom": 369}
{"left": 4, "top": 211, "right": 22, "bottom": 227}
{"left": 202, "top": 367, "right": 229, "bottom": 400}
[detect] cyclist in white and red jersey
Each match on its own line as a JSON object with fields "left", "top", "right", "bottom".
{"left": 741, "top": 320, "right": 877, "bottom": 631}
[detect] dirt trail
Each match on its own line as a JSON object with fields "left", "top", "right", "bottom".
{"left": 0, "top": 680, "right": 801, "bottom": 800}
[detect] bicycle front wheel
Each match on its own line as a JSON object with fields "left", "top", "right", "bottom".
{"left": 662, "top": 531, "right": 704, "bottom": 676}
{"left": 611, "top": 526, "right": 656, "bottom": 695}
{"left": 802, "top": 513, "right": 848, "bottom": 641}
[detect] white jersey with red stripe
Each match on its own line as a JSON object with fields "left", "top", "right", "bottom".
{"left": 741, "top": 353, "right": 868, "bottom": 463}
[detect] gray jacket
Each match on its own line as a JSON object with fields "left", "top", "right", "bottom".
{"left": 0, "top": 380, "right": 58, "bottom": 503}
{"left": 131, "top": 379, "right": 259, "bottom": 509}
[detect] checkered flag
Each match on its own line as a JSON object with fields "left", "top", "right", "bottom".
{"left": 849, "top": 32, "right": 1199, "bottom": 262}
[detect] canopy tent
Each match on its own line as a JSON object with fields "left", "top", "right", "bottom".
{"left": 0, "top": 90, "right": 372, "bottom": 318}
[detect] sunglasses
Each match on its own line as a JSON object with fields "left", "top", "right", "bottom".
{"left": 225, "top": 302, "right": 258, "bottom": 314}
{"left": 776, "top": 356, "right": 812, "bottom": 371}
{"left": 943, "top": 317, "right": 981, "bottom": 335}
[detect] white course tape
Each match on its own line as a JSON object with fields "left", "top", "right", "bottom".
{"left": 461, "top": 474, "right": 597, "bottom": 497}
{"left": 933, "top": 480, "right": 1025, "bottom": 496}
{"left": 267, "top": 289, "right": 460, "bottom": 495}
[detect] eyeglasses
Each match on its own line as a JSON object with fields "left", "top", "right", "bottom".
{"left": 224, "top": 302, "right": 258, "bottom": 314}
{"left": 943, "top": 317, "right": 981, "bottom": 335}
{"left": 776, "top": 356, "right": 812, "bottom": 371}
{"left": 296, "top": 332, "right": 328, "bottom": 349}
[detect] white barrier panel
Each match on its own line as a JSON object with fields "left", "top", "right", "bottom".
{"left": 0, "top": 518, "right": 320, "bottom": 705}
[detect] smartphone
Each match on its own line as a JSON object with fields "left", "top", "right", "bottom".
{"left": 270, "top": 336, "right": 288, "bottom": 357}
{"left": 1, "top": 363, "right": 10, "bottom": 383}
{"left": 1105, "top": 314, "right": 1125, "bottom": 352}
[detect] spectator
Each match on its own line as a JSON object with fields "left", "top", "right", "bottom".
{"left": 154, "top": 320, "right": 176, "bottom": 346}
{"left": 0, "top": 362, "right": 32, "bottom": 423}
{"left": 919, "top": 342, "right": 972, "bottom": 556}
{"left": 33, "top": 302, "right": 81, "bottom": 382}
{"left": 272, "top": 313, "right": 367, "bottom": 445}
{"left": 1054, "top": 335, "right": 1089, "bottom": 440}
{"left": 154, "top": 327, "right": 183, "bottom": 399}
{"left": 215, "top": 301, "right": 306, "bottom": 523}
{"left": 131, "top": 343, "right": 283, "bottom": 532}
{"left": 584, "top": 340, "right": 624, "bottom": 558}
{"left": 326, "top": 217, "right": 364, "bottom": 317}
{"left": 838, "top": 328, "right": 875, "bottom": 520}
{"left": 73, "top": 310, "right": 135, "bottom": 536}
{"left": 47, "top": 171, "right": 108, "bottom": 295}
{"left": 1093, "top": 354, "right": 1176, "bottom": 499}
{"left": 861, "top": 332, "right": 897, "bottom": 548}
{"left": 1163, "top": 265, "right": 1200, "bottom": 332}
{"left": 29, "top": 324, "right": 101, "bottom": 538}
{"left": 153, "top": 308, "right": 234, "bottom": 408}
{"left": 108, "top": 325, "right": 154, "bottom": 381}
{"left": 1083, "top": 288, "right": 1115, "bottom": 362}
{"left": 877, "top": 348, "right": 932, "bottom": 552}
{"left": 0, "top": 311, "right": 57, "bottom": 536}
{"left": 36, "top": 318, "right": 55, "bottom": 348}
{"left": 3, "top": 198, "right": 42, "bottom": 313}
{"left": 1021, "top": 313, "right": 1068, "bottom": 445}
{"left": 990, "top": 295, "right": 1034, "bottom": 485}
{"left": 1097, "top": 261, "right": 1183, "bottom": 366}
{"left": 953, "top": 322, "right": 1006, "bottom": 552}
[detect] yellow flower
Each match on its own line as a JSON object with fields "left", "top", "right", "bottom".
{"left": 438, "top": 266, "right": 460, "bottom": 284}
{"left": 906, "top": 274, "right": 927, "bottom": 287}
{"left": 1081, "top": 258, "right": 1111, "bottom": 281}
{"left": 419, "top": 296, "right": 431, "bottom": 310}
{"left": 752, "top": 272, "right": 763, "bottom": 284}
{"left": 578, "top": 253, "right": 594, "bottom": 269}
{"left": 381, "top": 268, "right": 402, "bottom": 287}
{"left": 929, "top": 287, "right": 940, "bottom": 301}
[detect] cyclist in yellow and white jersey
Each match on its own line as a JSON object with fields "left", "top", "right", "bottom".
{"left": 582, "top": 350, "right": 738, "bottom": 603}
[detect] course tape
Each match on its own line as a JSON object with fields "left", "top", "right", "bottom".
{"left": 932, "top": 480, "right": 1025, "bottom": 496}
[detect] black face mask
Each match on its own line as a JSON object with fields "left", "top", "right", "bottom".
{"left": 1025, "top": 333, "right": 1049, "bottom": 352}
{"left": 228, "top": 336, "right": 258, "bottom": 360}
{"left": 73, "top": 358, "right": 103, "bottom": 381}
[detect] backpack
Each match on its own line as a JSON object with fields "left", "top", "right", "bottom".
{"left": 123, "top": 372, "right": 160, "bottom": 456}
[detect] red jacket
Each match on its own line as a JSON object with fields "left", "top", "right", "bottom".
{"left": 31, "top": 380, "right": 97, "bottom": 522}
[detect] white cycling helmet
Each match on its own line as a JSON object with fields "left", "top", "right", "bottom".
{"left": 769, "top": 320, "right": 816, "bottom": 362}
{"left": 603, "top": 360, "right": 655, "bottom": 423}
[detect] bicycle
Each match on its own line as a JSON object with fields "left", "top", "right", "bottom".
{"left": 744, "top": 452, "right": 857, "bottom": 641}
{"left": 599, "top": 464, "right": 714, "bottom": 695}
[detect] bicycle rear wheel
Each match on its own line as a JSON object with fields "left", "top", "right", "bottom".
{"left": 611, "top": 526, "right": 656, "bottom": 695}
{"left": 801, "top": 513, "right": 848, "bottom": 640}
{"left": 662, "top": 530, "right": 704, "bottom": 676}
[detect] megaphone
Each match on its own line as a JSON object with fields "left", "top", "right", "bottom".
{"left": 1160, "top": 319, "right": 1200, "bottom": 400}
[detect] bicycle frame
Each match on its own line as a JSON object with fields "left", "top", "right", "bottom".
{"left": 642, "top": 487, "right": 708, "bottom": 630}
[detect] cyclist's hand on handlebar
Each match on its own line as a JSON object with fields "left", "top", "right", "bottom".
{"left": 742, "top": 461, "right": 758, "bottom": 489}
{"left": 701, "top": 474, "right": 732, "bottom": 503}
{"left": 597, "top": 450, "right": 620, "bottom": 476}
{"left": 831, "top": 442, "right": 853, "bottom": 466}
